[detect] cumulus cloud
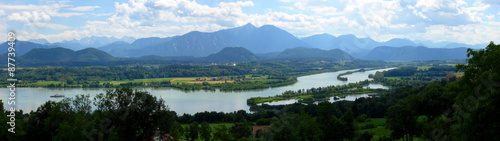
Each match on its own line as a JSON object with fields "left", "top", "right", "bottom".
{"left": 415, "top": 22, "right": 500, "bottom": 44}
{"left": 7, "top": 11, "right": 51, "bottom": 22}
{"left": 28, "top": 22, "right": 70, "bottom": 30}
{"left": 67, "top": 6, "right": 101, "bottom": 11}
{"left": 0, "top": 4, "right": 83, "bottom": 23}
{"left": 11, "top": 0, "right": 500, "bottom": 44}
{"left": 486, "top": 15, "right": 495, "bottom": 20}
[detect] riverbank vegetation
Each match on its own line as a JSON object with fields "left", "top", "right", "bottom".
{"left": 0, "top": 58, "right": 387, "bottom": 91}
{"left": 246, "top": 80, "right": 386, "bottom": 105}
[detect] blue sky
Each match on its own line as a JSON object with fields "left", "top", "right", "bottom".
{"left": 1, "top": 0, "right": 499, "bottom": 45}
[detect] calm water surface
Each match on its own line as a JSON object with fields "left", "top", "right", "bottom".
{"left": 0, "top": 68, "right": 393, "bottom": 114}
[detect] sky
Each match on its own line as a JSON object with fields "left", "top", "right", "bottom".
{"left": 1, "top": 0, "right": 499, "bottom": 45}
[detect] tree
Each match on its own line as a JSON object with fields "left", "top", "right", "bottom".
{"left": 454, "top": 42, "right": 500, "bottom": 140}
{"left": 341, "top": 109, "right": 356, "bottom": 140}
{"left": 386, "top": 100, "right": 417, "bottom": 141}
{"left": 263, "top": 117, "right": 296, "bottom": 141}
{"left": 201, "top": 121, "right": 211, "bottom": 141}
{"left": 91, "top": 87, "right": 171, "bottom": 140}
{"left": 212, "top": 125, "right": 231, "bottom": 141}
{"left": 295, "top": 112, "right": 323, "bottom": 141}
{"left": 189, "top": 122, "right": 199, "bottom": 141}
{"left": 170, "top": 122, "right": 183, "bottom": 141}
{"left": 231, "top": 120, "right": 251, "bottom": 139}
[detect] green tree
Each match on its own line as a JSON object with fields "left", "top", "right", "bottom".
{"left": 201, "top": 121, "right": 211, "bottom": 141}
{"left": 189, "top": 121, "right": 199, "bottom": 141}
{"left": 454, "top": 42, "right": 500, "bottom": 140}
{"left": 386, "top": 100, "right": 417, "bottom": 141}
{"left": 91, "top": 87, "right": 171, "bottom": 140}
{"left": 263, "top": 117, "right": 296, "bottom": 141}
{"left": 295, "top": 112, "right": 323, "bottom": 141}
{"left": 212, "top": 125, "right": 231, "bottom": 141}
{"left": 230, "top": 120, "right": 251, "bottom": 139}
{"left": 170, "top": 122, "right": 183, "bottom": 141}
{"left": 341, "top": 109, "right": 356, "bottom": 140}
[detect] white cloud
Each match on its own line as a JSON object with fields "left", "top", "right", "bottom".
{"left": 486, "top": 15, "right": 495, "bottom": 20}
{"left": 91, "top": 12, "right": 113, "bottom": 17}
{"left": 415, "top": 22, "right": 500, "bottom": 44}
{"left": 66, "top": 6, "right": 100, "bottom": 11}
{"left": 28, "top": 22, "right": 70, "bottom": 30}
{"left": 480, "top": 0, "right": 500, "bottom": 6}
{"left": 9, "top": 0, "right": 499, "bottom": 45}
{"left": 280, "top": 0, "right": 294, "bottom": 3}
{"left": 0, "top": 4, "right": 83, "bottom": 22}
{"left": 7, "top": 11, "right": 51, "bottom": 22}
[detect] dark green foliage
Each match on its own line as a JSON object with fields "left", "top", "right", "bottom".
{"left": 357, "top": 131, "right": 373, "bottom": 141}
{"left": 383, "top": 66, "right": 417, "bottom": 77}
{"left": 91, "top": 87, "right": 174, "bottom": 140}
{"left": 454, "top": 42, "right": 500, "bottom": 140}
{"left": 200, "top": 122, "right": 211, "bottom": 141}
{"left": 170, "top": 122, "right": 183, "bottom": 141}
{"left": 189, "top": 122, "right": 199, "bottom": 141}
{"left": 386, "top": 99, "right": 418, "bottom": 141}
{"left": 212, "top": 125, "right": 231, "bottom": 141}
{"left": 230, "top": 120, "right": 251, "bottom": 139}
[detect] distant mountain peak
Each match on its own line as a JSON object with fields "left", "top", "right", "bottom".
{"left": 242, "top": 23, "right": 256, "bottom": 28}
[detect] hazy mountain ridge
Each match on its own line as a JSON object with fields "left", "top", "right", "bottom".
{"left": 7, "top": 24, "right": 486, "bottom": 61}
{"left": 361, "top": 46, "right": 469, "bottom": 61}
{"left": 30, "top": 36, "right": 137, "bottom": 51}
{"left": 276, "top": 47, "right": 354, "bottom": 60}
{"left": 301, "top": 34, "right": 484, "bottom": 58}
{"left": 0, "top": 41, "right": 54, "bottom": 56}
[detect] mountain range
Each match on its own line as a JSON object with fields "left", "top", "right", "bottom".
{"left": 1, "top": 23, "right": 486, "bottom": 62}
{"left": 361, "top": 46, "right": 469, "bottom": 61}
{"left": 5, "top": 46, "right": 355, "bottom": 66}
{"left": 96, "top": 24, "right": 311, "bottom": 57}
{"left": 29, "top": 36, "right": 136, "bottom": 51}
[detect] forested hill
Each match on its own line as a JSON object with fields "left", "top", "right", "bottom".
{"left": 275, "top": 47, "right": 355, "bottom": 60}
{"left": 19, "top": 47, "right": 116, "bottom": 63}
{"left": 361, "top": 46, "right": 468, "bottom": 61}
{"left": 203, "top": 47, "right": 258, "bottom": 63}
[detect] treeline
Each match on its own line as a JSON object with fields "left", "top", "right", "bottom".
{"left": 246, "top": 80, "right": 389, "bottom": 106}
{"left": 382, "top": 66, "right": 417, "bottom": 77}
{"left": 371, "top": 65, "right": 459, "bottom": 87}
{"left": 0, "top": 58, "right": 386, "bottom": 86}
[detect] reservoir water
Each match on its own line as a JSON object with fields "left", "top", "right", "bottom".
{"left": 0, "top": 68, "right": 393, "bottom": 114}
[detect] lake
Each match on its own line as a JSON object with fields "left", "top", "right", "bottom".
{"left": 0, "top": 68, "right": 393, "bottom": 114}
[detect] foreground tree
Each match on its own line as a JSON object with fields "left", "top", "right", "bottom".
{"left": 230, "top": 120, "right": 251, "bottom": 139}
{"left": 454, "top": 42, "right": 500, "bottom": 140}
{"left": 200, "top": 121, "right": 211, "bottom": 141}
{"left": 189, "top": 122, "right": 199, "bottom": 141}
{"left": 212, "top": 125, "right": 231, "bottom": 141}
{"left": 91, "top": 87, "right": 173, "bottom": 140}
{"left": 386, "top": 100, "right": 417, "bottom": 141}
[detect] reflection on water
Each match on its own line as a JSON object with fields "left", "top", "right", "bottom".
{"left": 0, "top": 68, "right": 394, "bottom": 114}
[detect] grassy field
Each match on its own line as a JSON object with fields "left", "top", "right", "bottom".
{"left": 180, "top": 123, "right": 235, "bottom": 141}
{"left": 417, "top": 65, "right": 432, "bottom": 71}
{"left": 385, "top": 77, "right": 402, "bottom": 80}
{"left": 356, "top": 118, "right": 392, "bottom": 140}
{"left": 35, "top": 81, "right": 64, "bottom": 86}
{"left": 101, "top": 78, "right": 174, "bottom": 84}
